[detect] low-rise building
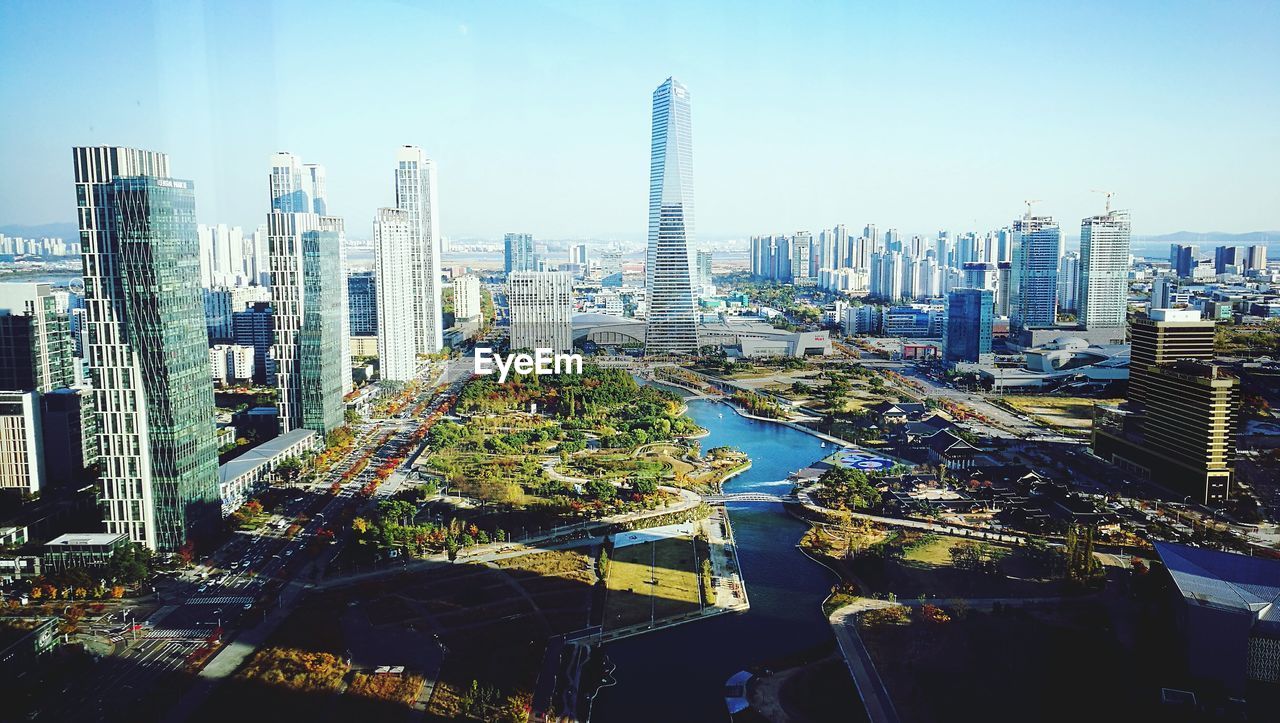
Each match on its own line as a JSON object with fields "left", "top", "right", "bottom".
{"left": 217, "top": 429, "right": 320, "bottom": 517}
{"left": 41, "top": 532, "right": 130, "bottom": 572}
{"left": 1154, "top": 541, "right": 1280, "bottom": 694}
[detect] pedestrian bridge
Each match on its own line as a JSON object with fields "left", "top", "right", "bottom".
{"left": 706, "top": 491, "right": 793, "bottom": 501}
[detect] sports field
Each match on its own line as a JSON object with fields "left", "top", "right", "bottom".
{"left": 604, "top": 535, "right": 702, "bottom": 629}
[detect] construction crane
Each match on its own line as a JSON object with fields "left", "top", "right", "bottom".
{"left": 1091, "top": 189, "right": 1115, "bottom": 213}
{"left": 1023, "top": 199, "right": 1043, "bottom": 218}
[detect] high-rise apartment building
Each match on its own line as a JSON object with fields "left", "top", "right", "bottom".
{"left": 40, "top": 386, "right": 97, "bottom": 487}
{"left": 453, "top": 275, "right": 481, "bottom": 321}
{"left": 395, "top": 145, "right": 443, "bottom": 355}
{"left": 791, "top": 232, "right": 813, "bottom": 282}
{"left": 0, "top": 283, "right": 74, "bottom": 393}
{"left": 508, "top": 271, "right": 573, "bottom": 354}
{"left": 943, "top": 288, "right": 995, "bottom": 365}
{"left": 374, "top": 208, "right": 417, "bottom": 382}
{"left": 569, "top": 243, "right": 588, "bottom": 268}
{"left": 696, "top": 250, "right": 713, "bottom": 288}
{"left": 1056, "top": 252, "right": 1080, "bottom": 312}
{"left": 1078, "top": 210, "right": 1131, "bottom": 332}
{"left": 347, "top": 271, "right": 377, "bottom": 336}
{"left": 644, "top": 78, "right": 699, "bottom": 355}
{"left": 73, "top": 146, "right": 220, "bottom": 551}
{"left": 267, "top": 153, "right": 344, "bottom": 436}
{"left": 1010, "top": 214, "right": 1061, "bottom": 334}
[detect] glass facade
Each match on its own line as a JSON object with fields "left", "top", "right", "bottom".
{"left": 644, "top": 77, "right": 699, "bottom": 355}
{"left": 75, "top": 145, "right": 220, "bottom": 552}
{"left": 944, "top": 288, "right": 995, "bottom": 364}
{"left": 1010, "top": 215, "right": 1061, "bottom": 333}
{"left": 299, "top": 228, "right": 345, "bottom": 434}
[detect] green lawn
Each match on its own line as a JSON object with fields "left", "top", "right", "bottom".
{"left": 604, "top": 537, "right": 702, "bottom": 629}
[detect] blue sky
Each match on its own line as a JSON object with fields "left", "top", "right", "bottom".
{"left": 1, "top": 0, "right": 1277, "bottom": 240}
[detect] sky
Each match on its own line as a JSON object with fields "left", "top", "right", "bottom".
{"left": 1, "top": 0, "right": 1278, "bottom": 241}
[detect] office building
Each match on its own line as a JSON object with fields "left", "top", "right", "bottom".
{"left": 202, "top": 285, "right": 270, "bottom": 344}
{"left": 504, "top": 233, "right": 536, "bottom": 275}
{"left": 347, "top": 270, "right": 377, "bottom": 336}
{"left": 1246, "top": 244, "right": 1267, "bottom": 272}
{"left": 73, "top": 146, "right": 220, "bottom": 551}
{"left": 233, "top": 302, "right": 275, "bottom": 385}
{"left": 1170, "top": 244, "right": 1198, "bottom": 278}
{"left": 41, "top": 532, "right": 131, "bottom": 572}
{"left": 1056, "top": 252, "right": 1080, "bottom": 312}
{"left": 374, "top": 207, "right": 417, "bottom": 382}
{"left": 644, "top": 78, "right": 699, "bottom": 355}
{"left": 569, "top": 243, "right": 588, "bottom": 268}
{"left": 1214, "top": 245, "right": 1246, "bottom": 275}
{"left": 0, "top": 283, "right": 74, "bottom": 394}
{"left": 1093, "top": 309, "right": 1235, "bottom": 504}
{"left": 1078, "top": 210, "right": 1131, "bottom": 333}
{"left": 267, "top": 209, "right": 344, "bottom": 435}
{"left": 1010, "top": 214, "right": 1061, "bottom": 334}
{"left": 267, "top": 153, "right": 344, "bottom": 436}
{"left": 40, "top": 386, "right": 96, "bottom": 487}
{"left": 453, "top": 274, "right": 481, "bottom": 321}
{"left": 508, "top": 271, "right": 573, "bottom": 354}
{"left": 1128, "top": 308, "right": 1215, "bottom": 407}
{"left": 0, "top": 391, "right": 43, "bottom": 494}
{"left": 943, "top": 289, "right": 995, "bottom": 365}
{"left": 395, "top": 146, "right": 444, "bottom": 355}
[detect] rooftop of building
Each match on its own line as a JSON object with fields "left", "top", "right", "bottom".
{"left": 218, "top": 429, "right": 318, "bottom": 484}
{"left": 1154, "top": 541, "right": 1280, "bottom": 628}
{"left": 44, "top": 532, "right": 128, "bottom": 547}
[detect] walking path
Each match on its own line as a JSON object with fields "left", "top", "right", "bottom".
{"left": 828, "top": 600, "right": 902, "bottom": 723}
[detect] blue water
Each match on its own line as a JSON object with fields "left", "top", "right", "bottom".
{"left": 592, "top": 398, "right": 838, "bottom": 722}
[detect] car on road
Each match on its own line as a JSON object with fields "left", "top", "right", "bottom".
{"left": 197, "top": 584, "right": 208, "bottom": 593}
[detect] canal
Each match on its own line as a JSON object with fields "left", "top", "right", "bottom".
{"left": 592, "top": 396, "right": 844, "bottom": 722}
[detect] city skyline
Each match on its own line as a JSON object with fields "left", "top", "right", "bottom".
{"left": 2, "top": 2, "right": 1278, "bottom": 238}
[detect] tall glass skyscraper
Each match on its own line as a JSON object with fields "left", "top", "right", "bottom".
{"left": 644, "top": 77, "right": 699, "bottom": 355}
{"left": 1009, "top": 213, "right": 1061, "bottom": 334}
{"left": 267, "top": 153, "right": 345, "bottom": 436}
{"left": 73, "top": 146, "right": 220, "bottom": 551}
{"left": 943, "top": 288, "right": 995, "bottom": 364}
{"left": 504, "top": 233, "right": 536, "bottom": 275}
{"left": 1078, "top": 209, "right": 1131, "bottom": 333}
{"left": 395, "top": 145, "right": 443, "bottom": 356}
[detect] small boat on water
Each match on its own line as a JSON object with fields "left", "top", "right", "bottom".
{"left": 820, "top": 441, "right": 826, "bottom": 448}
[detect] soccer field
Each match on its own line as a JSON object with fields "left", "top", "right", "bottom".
{"left": 604, "top": 536, "right": 702, "bottom": 630}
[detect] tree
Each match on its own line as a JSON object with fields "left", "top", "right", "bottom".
{"left": 814, "top": 467, "right": 881, "bottom": 510}
{"left": 585, "top": 479, "right": 617, "bottom": 502}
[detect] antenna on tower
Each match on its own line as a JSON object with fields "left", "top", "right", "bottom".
{"left": 1091, "top": 189, "right": 1115, "bottom": 214}
{"left": 1023, "top": 199, "right": 1043, "bottom": 218}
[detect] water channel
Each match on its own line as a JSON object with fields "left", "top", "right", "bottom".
{"left": 592, "top": 395, "right": 849, "bottom": 722}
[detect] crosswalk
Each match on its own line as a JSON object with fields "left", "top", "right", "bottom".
{"left": 108, "top": 628, "right": 210, "bottom": 642}
{"left": 185, "top": 595, "right": 253, "bottom": 605}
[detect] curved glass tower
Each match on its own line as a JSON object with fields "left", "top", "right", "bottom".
{"left": 644, "top": 77, "right": 699, "bottom": 355}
